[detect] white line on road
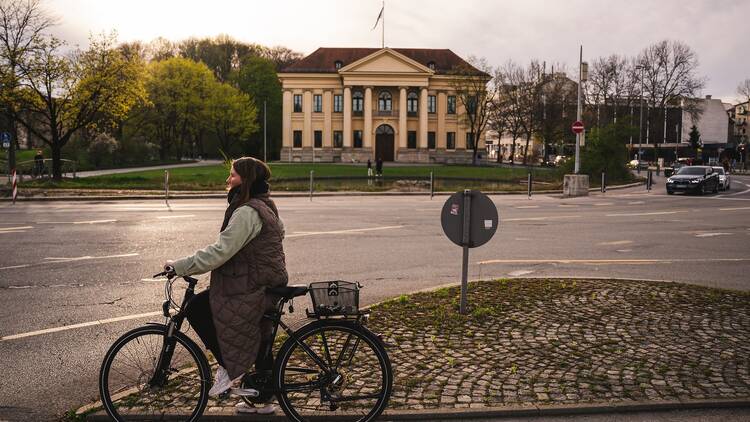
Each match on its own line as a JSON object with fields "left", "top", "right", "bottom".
{"left": 0, "top": 311, "right": 163, "bottom": 342}
{"left": 286, "top": 225, "right": 404, "bottom": 238}
{"left": 628, "top": 201, "right": 645, "bottom": 205}
{"left": 593, "top": 203, "right": 614, "bottom": 206}
{"left": 36, "top": 219, "right": 117, "bottom": 224}
{"left": 719, "top": 206, "right": 750, "bottom": 211}
{"left": 598, "top": 240, "right": 634, "bottom": 246}
{"left": 0, "top": 264, "right": 31, "bottom": 271}
{"left": 504, "top": 215, "right": 580, "bottom": 222}
{"left": 515, "top": 205, "right": 539, "bottom": 209}
{"left": 0, "top": 226, "right": 33, "bottom": 231}
{"left": 477, "top": 258, "right": 750, "bottom": 265}
{"left": 0, "top": 230, "right": 28, "bottom": 234}
{"left": 558, "top": 204, "right": 579, "bottom": 208}
{"left": 694, "top": 232, "right": 733, "bottom": 238}
{"left": 42, "top": 253, "right": 139, "bottom": 262}
{"left": 606, "top": 210, "right": 687, "bottom": 217}
{"left": 157, "top": 214, "right": 196, "bottom": 219}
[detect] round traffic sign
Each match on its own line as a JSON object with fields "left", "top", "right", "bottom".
{"left": 572, "top": 120, "right": 584, "bottom": 134}
{"left": 440, "top": 190, "right": 499, "bottom": 248}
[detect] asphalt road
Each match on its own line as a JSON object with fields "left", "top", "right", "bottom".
{"left": 1, "top": 175, "right": 749, "bottom": 421}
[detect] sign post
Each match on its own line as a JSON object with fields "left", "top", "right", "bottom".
{"left": 441, "top": 190, "right": 499, "bottom": 314}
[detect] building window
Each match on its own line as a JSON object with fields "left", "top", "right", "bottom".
{"left": 352, "top": 91, "right": 363, "bottom": 112}
{"left": 334, "top": 60, "right": 343, "bottom": 70}
{"left": 293, "top": 130, "right": 302, "bottom": 148}
{"left": 407, "top": 131, "right": 417, "bottom": 149}
{"left": 314, "top": 130, "right": 322, "bottom": 148}
{"left": 428, "top": 95, "right": 436, "bottom": 114}
{"left": 428, "top": 61, "right": 436, "bottom": 70}
{"left": 447, "top": 132, "right": 456, "bottom": 150}
{"left": 447, "top": 96, "right": 456, "bottom": 114}
{"left": 407, "top": 91, "right": 418, "bottom": 113}
{"left": 333, "top": 94, "right": 343, "bottom": 113}
{"left": 428, "top": 131, "right": 436, "bottom": 149}
{"left": 313, "top": 94, "right": 322, "bottom": 113}
{"left": 353, "top": 130, "right": 363, "bottom": 148}
{"left": 333, "top": 131, "right": 343, "bottom": 148}
{"left": 466, "top": 132, "right": 474, "bottom": 149}
{"left": 378, "top": 90, "right": 392, "bottom": 111}
{"left": 293, "top": 94, "right": 302, "bottom": 113}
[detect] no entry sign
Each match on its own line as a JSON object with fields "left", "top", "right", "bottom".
{"left": 572, "top": 120, "right": 584, "bottom": 134}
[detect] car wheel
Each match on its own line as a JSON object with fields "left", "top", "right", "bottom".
{"left": 667, "top": 189, "right": 674, "bottom": 195}
{"left": 713, "top": 183, "right": 718, "bottom": 194}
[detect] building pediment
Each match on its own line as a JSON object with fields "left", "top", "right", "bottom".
{"left": 339, "top": 48, "right": 435, "bottom": 76}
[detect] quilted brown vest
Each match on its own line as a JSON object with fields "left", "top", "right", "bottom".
{"left": 208, "top": 194, "right": 288, "bottom": 378}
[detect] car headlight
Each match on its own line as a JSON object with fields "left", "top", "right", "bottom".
{"left": 690, "top": 179, "right": 700, "bottom": 183}
{"left": 667, "top": 178, "right": 674, "bottom": 183}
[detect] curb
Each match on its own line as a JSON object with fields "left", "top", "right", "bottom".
{"left": 83, "top": 398, "right": 750, "bottom": 420}
{"left": 1, "top": 181, "right": 643, "bottom": 202}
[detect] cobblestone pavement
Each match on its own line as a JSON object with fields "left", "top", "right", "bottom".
{"left": 90, "top": 278, "right": 750, "bottom": 418}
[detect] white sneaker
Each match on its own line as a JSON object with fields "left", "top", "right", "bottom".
{"left": 235, "top": 402, "right": 276, "bottom": 414}
{"left": 208, "top": 366, "right": 232, "bottom": 396}
{"left": 230, "top": 386, "right": 260, "bottom": 397}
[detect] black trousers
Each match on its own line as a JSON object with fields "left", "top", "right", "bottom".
{"left": 185, "top": 290, "right": 274, "bottom": 372}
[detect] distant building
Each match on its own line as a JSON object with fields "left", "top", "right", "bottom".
{"left": 277, "top": 47, "right": 488, "bottom": 163}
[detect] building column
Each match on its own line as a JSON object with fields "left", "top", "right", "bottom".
{"left": 364, "top": 86, "right": 373, "bottom": 148}
{"left": 343, "top": 86, "right": 352, "bottom": 147}
{"left": 303, "top": 90, "right": 312, "bottom": 148}
{"left": 282, "top": 90, "right": 292, "bottom": 148}
{"left": 399, "top": 87, "right": 407, "bottom": 149}
{"left": 437, "top": 91, "right": 446, "bottom": 149}
{"left": 323, "top": 90, "right": 332, "bottom": 147}
{"left": 419, "top": 87, "right": 428, "bottom": 148}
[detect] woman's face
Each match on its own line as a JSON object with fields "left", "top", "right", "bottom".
{"left": 226, "top": 165, "right": 242, "bottom": 189}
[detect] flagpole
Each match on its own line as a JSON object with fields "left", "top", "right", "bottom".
{"left": 382, "top": 1, "right": 385, "bottom": 48}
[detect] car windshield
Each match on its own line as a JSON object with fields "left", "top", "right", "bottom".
{"left": 676, "top": 167, "right": 706, "bottom": 175}
{"left": 712, "top": 167, "right": 725, "bottom": 175}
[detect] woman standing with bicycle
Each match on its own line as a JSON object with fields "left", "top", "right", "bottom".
{"left": 165, "top": 156, "right": 287, "bottom": 415}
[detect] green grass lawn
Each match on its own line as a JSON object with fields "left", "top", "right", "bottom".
{"left": 20, "top": 163, "right": 563, "bottom": 191}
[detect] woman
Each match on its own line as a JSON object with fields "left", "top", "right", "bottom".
{"left": 165, "top": 157, "right": 287, "bottom": 414}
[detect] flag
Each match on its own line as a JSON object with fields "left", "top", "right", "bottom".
{"left": 371, "top": 6, "right": 383, "bottom": 30}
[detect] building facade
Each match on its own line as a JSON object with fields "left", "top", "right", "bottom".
{"left": 278, "top": 48, "right": 487, "bottom": 163}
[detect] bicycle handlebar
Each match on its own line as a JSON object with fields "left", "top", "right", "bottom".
{"left": 153, "top": 266, "right": 176, "bottom": 279}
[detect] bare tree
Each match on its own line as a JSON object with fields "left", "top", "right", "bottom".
{"left": 450, "top": 56, "right": 493, "bottom": 164}
{"left": 0, "top": 0, "right": 55, "bottom": 169}
{"left": 494, "top": 61, "right": 528, "bottom": 164}
{"left": 586, "top": 54, "right": 630, "bottom": 126}
{"left": 738, "top": 78, "right": 750, "bottom": 165}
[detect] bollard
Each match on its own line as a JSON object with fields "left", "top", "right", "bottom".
{"left": 430, "top": 171, "right": 434, "bottom": 199}
{"left": 601, "top": 172, "right": 606, "bottom": 193}
{"left": 647, "top": 170, "right": 652, "bottom": 191}
{"left": 164, "top": 170, "right": 169, "bottom": 206}
{"left": 527, "top": 172, "right": 532, "bottom": 199}
{"left": 309, "top": 170, "right": 314, "bottom": 201}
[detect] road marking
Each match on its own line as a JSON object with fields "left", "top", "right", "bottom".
{"left": 508, "top": 270, "right": 534, "bottom": 277}
{"left": 287, "top": 225, "right": 404, "bottom": 238}
{"left": 477, "top": 258, "right": 750, "bottom": 265}
{"left": 515, "top": 205, "right": 539, "bottom": 209}
{"left": 0, "top": 311, "right": 163, "bottom": 342}
{"left": 606, "top": 210, "right": 687, "bottom": 217}
{"left": 719, "top": 206, "right": 750, "bottom": 211}
{"left": 558, "top": 204, "right": 579, "bottom": 208}
{"left": 42, "top": 253, "right": 139, "bottom": 263}
{"left": 0, "top": 264, "right": 30, "bottom": 271}
{"left": 721, "top": 188, "right": 750, "bottom": 197}
{"left": 694, "top": 232, "right": 732, "bottom": 238}
{"left": 616, "top": 249, "right": 633, "bottom": 253}
{"left": 36, "top": 219, "right": 117, "bottom": 224}
{"left": 598, "top": 240, "right": 633, "bottom": 246}
{"left": 0, "top": 226, "right": 33, "bottom": 231}
{"left": 628, "top": 201, "right": 645, "bottom": 205}
{"left": 504, "top": 215, "right": 580, "bottom": 222}
{"left": 157, "top": 214, "right": 196, "bottom": 219}
{"left": 593, "top": 203, "right": 614, "bottom": 206}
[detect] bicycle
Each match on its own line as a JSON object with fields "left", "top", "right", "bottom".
{"left": 98, "top": 270, "right": 393, "bottom": 422}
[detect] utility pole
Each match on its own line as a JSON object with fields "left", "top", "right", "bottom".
{"left": 637, "top": 65, "right": 645, "bottom": 165}
{"left": 575, "top": 45, "right": 583, "bottom": 174}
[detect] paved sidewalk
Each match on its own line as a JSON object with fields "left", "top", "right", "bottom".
{"left": 82, "top": 278, "right": 750, "bottom": 420}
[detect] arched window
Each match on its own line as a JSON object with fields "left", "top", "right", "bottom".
{"left": 407, "top": 91, "right": 419, "bottom": 113}
{"left": 428, "top": 61, "right": 436, "bottom": 71}
{"left": 376, "top": 124, "right": 394, "bottom": 135}
{"left": 378, "top": 90, "right": 392, "bottom": 111}
{"left": 352, "top": 91, "right": 364, "bottom": 112}
{"left": 334, "top": 60, "right": 343, "bottom": 70}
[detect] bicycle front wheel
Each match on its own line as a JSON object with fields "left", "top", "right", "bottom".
{"left": 275, "top": 320, "right": 393, "bottom": 422}
{"left": 99, "top": 324, "right": 211, "bottom": 422}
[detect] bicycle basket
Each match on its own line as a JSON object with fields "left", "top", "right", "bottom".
{"left": 308, "top": 280, "right": 360, "bottom": 316}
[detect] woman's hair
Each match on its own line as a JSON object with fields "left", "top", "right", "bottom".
{"left": 231, "top": 157, "right": 272, "bottom": 203}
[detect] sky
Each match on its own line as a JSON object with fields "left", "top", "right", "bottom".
{"left": 46, "top": 0, "right": 749, "bottom": 103}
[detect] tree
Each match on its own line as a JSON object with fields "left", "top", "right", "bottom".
{"left": 737, "top": 79, "right": 750, "bottom": 165}
{"left": 688, "top": 124, "right": 700, "bottom": 157}
{"left": 263, "top": 46, "right": 303, "bottom": 71}
{"left": 178, "top": 35, "right": 263, "bottom": 82}
{"left": 566, "top": 119, "right": 634, "bottom": 182}
{"left": 139, "top": 57, "right": 215, "bottom": 160}
{"left": 0, "top": 0, "right": 55, "bottom": 169}
{"left": 206, "top": 82, "right": 258, "bottom": 153}
{"left": 493, "top": 61, "right": 527, "bottom": 164}
{"left": 231, "top": 55, "right": 281, "bottom": 159}
{"left": 14, "top": 33, "right": 147, "bottom": 179}
{"left": 449, "top": 57, "right": 493, "bottom": 164}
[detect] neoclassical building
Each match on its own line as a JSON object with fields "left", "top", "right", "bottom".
{"left": 278, "top": 47, "right": 487, "bottom": 163}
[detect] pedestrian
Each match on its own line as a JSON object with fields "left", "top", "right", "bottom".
{"left": 33, "top": 149, "right": 44, "bottom": 178}
{"left": 165, "top": 157, "right": 287, "bottom": 415}
{"left": 376, "top": 157, "right": 383, "bottom": 177}
{"left": 367, "top": 158, "right": 373, "bottom": 177}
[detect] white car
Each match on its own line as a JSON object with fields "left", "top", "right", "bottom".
{"left": 712, "top": 166, "right": 730, "bottom": 190}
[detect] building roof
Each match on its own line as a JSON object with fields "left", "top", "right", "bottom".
{"left": 280, "top": 47, "right": 486, "bottom": 76}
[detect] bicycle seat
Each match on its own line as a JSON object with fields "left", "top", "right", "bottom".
{"left": 268, "top": 284, "right": 308, "bottom": 299}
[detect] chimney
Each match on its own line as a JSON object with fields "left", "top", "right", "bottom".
{"left": 705, "top": 95, "right": 712, "bottom": 100}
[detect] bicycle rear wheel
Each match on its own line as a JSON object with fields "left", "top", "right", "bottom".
{"left": 274, "top": 320, "right": 393, "bottom": 422}
{"left": 99, "top": 324, "right": 210, "bottom": 422}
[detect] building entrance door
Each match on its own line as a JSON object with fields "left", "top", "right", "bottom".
{"left": 375, "top": 124, "right": 395, "bottom": 161}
